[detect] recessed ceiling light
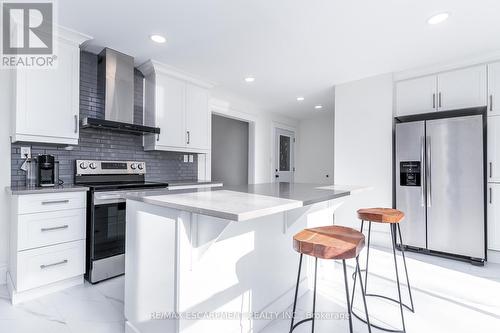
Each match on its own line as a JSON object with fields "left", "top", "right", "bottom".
{"left": 314, "top": 105, "right": 323, "bottom": 110}
{"left": 150, "top": 34, "right": 166, "bottom": 43}
{"left": 427, "top": 12, "right": 449, "bottom": 25}
{"left": 244, "top": 77, "right": 255, "bottom": 83}
{"left": 296, "top": 97, "right": 305, "bottom": 101}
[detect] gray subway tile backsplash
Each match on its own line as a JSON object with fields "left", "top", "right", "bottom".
{"left": 11, "top": 51, "right": 198, "bottom": 187}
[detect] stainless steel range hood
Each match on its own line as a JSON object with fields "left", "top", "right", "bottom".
{"left": 81, "top": 48, "right": 160, "bottom": 135}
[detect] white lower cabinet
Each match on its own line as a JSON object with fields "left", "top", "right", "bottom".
{"left": 16, "top": 240, "right": 85, "bottom": 292}
{"left": 8, "top": 191, "right": 87, "bottom": 304}
{"left": 488, "top": 183, "right": 500, "bottom": 251}
{"left": 17, "top": 209, "right": 86, "bottom": 251}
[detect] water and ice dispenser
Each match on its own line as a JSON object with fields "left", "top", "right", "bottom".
{"left": 400, "top": 161, "right": 421, "bottom": 186}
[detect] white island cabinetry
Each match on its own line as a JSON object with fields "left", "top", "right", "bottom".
{"left": 124, "top": 184, "right": 361, "bottom": 333}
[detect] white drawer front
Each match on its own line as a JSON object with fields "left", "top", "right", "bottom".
{"left": 17, "top": 240, "right": 85, "bottom": 292}
{"left": 18, "top": 209, "right": 86, "bottom": 251}
{"left": 17, "top": 192, "right": 86, "bottom": 214}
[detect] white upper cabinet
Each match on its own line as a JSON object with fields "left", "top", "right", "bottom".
{"left": 396, "top": 75, "right": 437, "bottom": 116}
{"left": 488, "top": 116, "right": 500, "bottom": 183}
{"left": 11, "top": 27, "right": 91, "bottom": 145}
{"left": 140, "top": 60, "right": 213, "bottom": 153}
{"left": 185, "top": 83, "right": 210, "bottom": 150}
{"left": 155, "top": 75, "right": 186, "bottom": 148}
{"left": 395, "top": 65, "right": 487, "bottom": 116}
{"left": 488, "top": 62, "right": 500, "bottom": 116}
{"left": 437, "top": 65, "right": 487, "bottom": 111}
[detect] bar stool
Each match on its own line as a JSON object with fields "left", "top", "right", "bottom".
{"left": 290, "top": 225, "right": 372, "bottom": 333}
{"left": 351, "top": 208, "right": 414, "bottom": 333}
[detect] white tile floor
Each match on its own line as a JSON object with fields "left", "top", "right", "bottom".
{"left": 1, "top": 247, "right": 499, "bottom": 333}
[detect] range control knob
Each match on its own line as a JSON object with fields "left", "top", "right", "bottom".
{"left": 79, "top": 162, "right": 88, "bottom": 169}
{"left": 89, "top": 162, "right": 97, "bottom": 170}
{"left": 137, "top": 163, "right": 144, "bottom": 170}
{"left": 130, "top": 163, "right": 137, "bottom": 170}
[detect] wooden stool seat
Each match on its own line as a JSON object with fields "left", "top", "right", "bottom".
{"left": 293, "top": 225, "right": 365, "bottom": 260}
{"left": 357, "top": 208, "right": 404, "bottom": 224}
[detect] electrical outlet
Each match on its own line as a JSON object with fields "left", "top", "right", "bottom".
{"left": 183, "top": 155, "right": 189, "bottom": 163}
{"left": 20, "top": 147, "right": 31, "bottom": 159}
{"left": 189, "top": 155, "right": 194, "bottom": 163}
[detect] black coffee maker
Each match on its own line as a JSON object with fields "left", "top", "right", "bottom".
{"left": 37, "top": 155, "right": 57, "bottom": 187}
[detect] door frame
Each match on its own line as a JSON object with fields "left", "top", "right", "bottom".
{"left": 209, "top": 99, "right": 256, "bottom": 184}
{"left": 272, "top": 122, "right": 297, "bottom": 183}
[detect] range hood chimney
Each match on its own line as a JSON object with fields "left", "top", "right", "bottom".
{"left": 81, "top": 48, "right": 160, "bottom": 135}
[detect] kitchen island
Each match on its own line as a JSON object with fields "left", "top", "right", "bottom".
{"left": 124, "top": 183, "right": 366, "bottom": 333}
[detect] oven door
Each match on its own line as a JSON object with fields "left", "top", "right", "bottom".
{"left": 92, "top": 191, "right": 128, "bottom": 261}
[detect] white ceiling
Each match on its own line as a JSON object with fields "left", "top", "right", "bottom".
{"left": 58, "top": 0, "right": 500, "bottom": 119}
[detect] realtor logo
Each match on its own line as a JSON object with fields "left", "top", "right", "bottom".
{"left": 1, "top": 1, "right": 56, "bottom": 68}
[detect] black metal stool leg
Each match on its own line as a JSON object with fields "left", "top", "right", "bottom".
{"left": 342, "top": 260, "right": 354, "bottom": 333}
{"left": 397, "top": 224, "right": 415, "bottom": 312}
{"left": 364, "top": 222, "right": 372, "bottom": 290}
{"left": 391, "top": 225, "right": 406, "bottom": 333}
{"left": 350, "top": 220, "right": 364, "bottom": 305}
{"left": 350, "top": 222, "right": 414, "bottom": 332}
{"left": 290, "top": 253, "right": 303, "bottom": 332}
{"left": 356, "top": 256, "right": 372, "bottom": 333}
{"left": 311, "top": 257, "right": 318, "bottom": 333}
{"left": 289, "top": 255, "right": 318, "bottom": 333}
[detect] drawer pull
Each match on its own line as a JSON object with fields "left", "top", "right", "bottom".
{"left": 41, "top": 225, "right": 69, "bottom": 232}
{"left": 40, "top": 259, "right": 68, "bottom": 269}
{"left": 41, "top": 200, "right": 70, "bottom": 205}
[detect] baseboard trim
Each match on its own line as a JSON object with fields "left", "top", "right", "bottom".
{"left": 0, "top": 263, "right": 6, "bottom": 285}
{"left": 7, "top": 272, "right": 84, "bottom": 305}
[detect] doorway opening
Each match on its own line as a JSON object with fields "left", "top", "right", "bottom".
{"left": 211, "top": 114, "right": 249, "bottom": 185}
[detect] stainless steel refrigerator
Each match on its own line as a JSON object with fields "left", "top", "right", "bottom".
{"left": 395, "top": 112, "right": 486, "bottom": 264}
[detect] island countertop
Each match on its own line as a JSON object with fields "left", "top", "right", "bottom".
{"left": 126, "top": 183, "right": 362, "bottom": 221}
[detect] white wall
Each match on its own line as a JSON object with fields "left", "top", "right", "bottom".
{"left": 295, "top": 111, "right": 334, "bottom": 184}
{"left": 334, "top": 73, "right": 394, "bottom": 247}
{"left": 0, "top": 70, "right": 13, "bottom": 284}
{"left": 210, "top": 93, "right": 299, "bottom": 184}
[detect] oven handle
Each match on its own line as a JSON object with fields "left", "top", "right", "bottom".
{"left": 94, "top": 193, "right": 127, "bottom": 205}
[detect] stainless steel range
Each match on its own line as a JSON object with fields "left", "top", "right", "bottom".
{"left": 75, "top": 160, "right": 168, "bottom": 283}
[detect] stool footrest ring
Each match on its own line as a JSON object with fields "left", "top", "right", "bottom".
{"left": 365, "top": 293, "right": 415, "bottom": 313}
{"left": 289, "top": 317, "right": 313, "bottom": 332}
{"left": 351, "top": 309, "right": 404, "bottom": 333}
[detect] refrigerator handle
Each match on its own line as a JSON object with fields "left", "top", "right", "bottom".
{"left": 426, "top": 136, "right": 432, "bottom": 207}
{"left": 420, "top": 136, "right": 426, "bottom": 207}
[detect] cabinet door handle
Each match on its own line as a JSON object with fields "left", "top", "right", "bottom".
{"left": 41, "top": 200, "right": 69, "bottom": 205}
{"left": 490, "top": 187, "right": 493, "bottom": 204}
{"left": 40, "top": 259, "right": 68, "bottom": 269}
{"left": 157, "top": 133, "right": 160, "bottom": 142}
{"left": 438, "top": 92, "right": 442, "bottom": 108}
{"left": 490, "top": 162, "right": 493, "bottom": 178}
{"left": 186, "top": 131, "right": 190, "bottom": 144}
{"left": 432, "top": 93, "right": 436, "bottom": 109}
{"left": 490, "top": 95, "right": 494, "bottom": 112}
{"left": 74, "top": 115, "right": 78, "bottom": 134}
{"left": 41, "top": 225, "right": 69, "bottom": 232}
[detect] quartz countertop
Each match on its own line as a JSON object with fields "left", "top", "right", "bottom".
{"left": 7, "top": 184, "right": 89, "bottom": 195}
{"left": 167, "top": 180, "right": 223, "bottom": 188}
{"left": 127, "top": 182, "right": 356, "bottom": 221}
